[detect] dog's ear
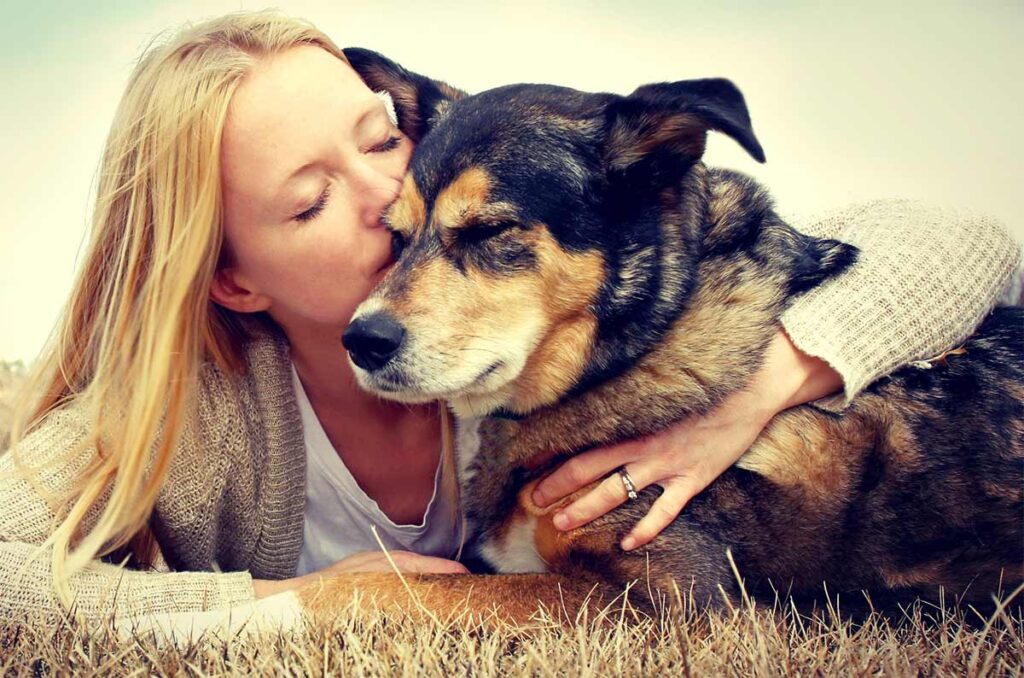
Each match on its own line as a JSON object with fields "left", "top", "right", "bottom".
{"left": 786, "top": 234, "right": 859, "bottom": 296}
{"left": 343, "top": 48, "right": 465, "bottom": 142}
{"left": 604, "top": 79, "right": 765, "bottom": 176}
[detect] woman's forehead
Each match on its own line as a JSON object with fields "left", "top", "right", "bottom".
{"left": 220, "top": 46, "right": 376, "bottom": 193}
{"left": 224, "top": 46, "right": 366, "bottom": 145}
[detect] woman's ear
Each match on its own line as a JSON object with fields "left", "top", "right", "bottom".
{"left": 210, "top": 267, "right": 272, "bottom": 314}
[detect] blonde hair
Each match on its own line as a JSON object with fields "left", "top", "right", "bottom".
{"left": 6, "top": 11, "right": 388, "bottom": 606}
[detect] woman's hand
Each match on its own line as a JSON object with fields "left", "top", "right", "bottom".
{"left": 253, "top": 550, "right": 468, "bottom": 599}
{"left": 531, "top": 329, "right": 843, "bottom": 551}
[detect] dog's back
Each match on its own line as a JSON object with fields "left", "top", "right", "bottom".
{"left": 679, "top": 307, "right": 1024, "bottom": 608}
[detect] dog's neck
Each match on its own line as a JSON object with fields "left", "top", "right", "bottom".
{"left": 472, "top": 166, "right": 854, "bottom": 467}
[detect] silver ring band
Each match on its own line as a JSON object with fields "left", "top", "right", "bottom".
{"left": 618, "top": 467, "right": 639, "bottom": 501}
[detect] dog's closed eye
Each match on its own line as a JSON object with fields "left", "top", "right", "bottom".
{"left": 458, "top": 220, "right": 519, "bottom": 246}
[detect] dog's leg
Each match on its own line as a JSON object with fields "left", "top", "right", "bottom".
{"left": 295, "top": 572, "right": 619, "bottom": 626}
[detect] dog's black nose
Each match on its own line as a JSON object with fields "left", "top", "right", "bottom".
{"left": 342, "top": 313, "right": 406, "bottom": 372}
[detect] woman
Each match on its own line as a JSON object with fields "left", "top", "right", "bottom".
{"left": 0, "top": 11, "right": 1017, "bottom": 625}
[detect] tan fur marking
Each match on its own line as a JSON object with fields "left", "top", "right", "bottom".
{"left": 508, "top": 315, "right": 598, "bottom": 412}
{"left": 707, "top": 180, "right": 747, "bottom": 228}
{"left": 879, "top": 562, "right": 946, "bottom": 589}
{"left": 703, "top": 180, "right": 751, "bottom": 253}
{"left": 983, "top": 479, "right": 1024, "bottom": 502}
{"left": 516, "top": 479, "right": 597, "bottom": 569}
{"left": 387, "top": 174, "right": 426, "bottom": 232}
{"left": 434, "top": 166, "right": 494, "bottom": 230}
{"left": 533, "top": 514, "right": 565, "bottom": 565}
{"left": 876, "top": 402, "right": 928, "bottom": 470}
{"left": 503, "top": 228, "right": 605, "bottom": 412}
{"left": 737, "top": 410, "right": 853, "bottom": 505}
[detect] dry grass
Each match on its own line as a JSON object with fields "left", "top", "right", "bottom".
{"left": 1, "top": 368, "right": 1022, "bottom": 676}
{"left": 1, "top": 594, "right": 1022, "bottom": 676}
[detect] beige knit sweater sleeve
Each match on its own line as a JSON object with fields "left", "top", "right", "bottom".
{"left": 0, "top": 408, "right": 254, "bottom": 625}
{"left": 780, "top": 199, "right": 1021, "bottom": 410}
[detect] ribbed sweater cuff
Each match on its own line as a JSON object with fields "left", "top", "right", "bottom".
{"left": 780, "top": 200, "right": 1020, "bottom": 413}
{"left": 210, "top": 570, "right": 257, "bottom": 608}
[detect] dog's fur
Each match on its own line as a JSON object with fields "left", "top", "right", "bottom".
{"left": 311, "top": 49, "right": 1024, "bottom": 622}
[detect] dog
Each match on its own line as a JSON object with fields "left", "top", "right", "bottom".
{"left": 298, "top": 49, "right": 1024, "bottom": 623}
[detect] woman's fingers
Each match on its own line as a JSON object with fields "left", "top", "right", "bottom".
{"left": 532, "top": 439, "right": 645, "bottom": 508}
{"left": 550, "top": 465, "right": 701, "bottom": 550}
{"left": 327, "top": 550, "right": 469, "bottom": 575}
{"left": 550, "top": 464, "right": 641, "bottom": 530}
{"left": 619, "top": 479, "right": 698, "bottom": 551}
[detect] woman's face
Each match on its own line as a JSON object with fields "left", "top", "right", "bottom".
{"left": 216, "top": 45, "right": 412, "bottom": 336}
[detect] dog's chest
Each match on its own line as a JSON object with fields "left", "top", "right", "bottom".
{"left": 461, "top": 419, "right": 574, "bottom": 573}
{"left": 463, "top": 470, "right": 552, "bottom": 573}
{"left": 478, "top": 511, "right": 549, "bottom": 573}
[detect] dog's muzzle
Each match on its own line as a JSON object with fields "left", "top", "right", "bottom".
{"left": 342, "top": 312, "right": 405, "bottom": 372}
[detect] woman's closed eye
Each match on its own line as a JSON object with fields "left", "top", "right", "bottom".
{"left": 367, "top": 135, "right": 402, "bottom": 154}
{"left": 292, "top": 133, "right": 403, "bottom": 223}
{"left": 294, "top": 185, "right": 331, "bottom": 223}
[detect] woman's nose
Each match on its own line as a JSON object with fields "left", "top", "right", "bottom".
{"left": 349, "top": 161, "right": 404, "bottom": 227}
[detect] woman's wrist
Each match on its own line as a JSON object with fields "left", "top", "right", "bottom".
{"left": 252, "top": 576, "right": 305, "bottom": 599}
{"left": 748, "top": 329, "right": 844, "bottom": 416}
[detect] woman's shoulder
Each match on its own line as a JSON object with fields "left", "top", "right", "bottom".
{"left": 191, "top": 316, "right": 302, "bottom": 465}
{"left": 0, "top": 404, "right": 93, "bottom": 474}
{"left": 196, "top": 317, "right": 292, "bottom": 414}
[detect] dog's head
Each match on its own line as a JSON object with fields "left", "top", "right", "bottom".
{"left": 341, "top": 49, "right": 768, "bottom": 417}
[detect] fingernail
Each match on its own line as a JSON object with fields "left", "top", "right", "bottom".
{"left": 553, "top": 513, "right": 570, "bottom": 530}
{"left": 532, "top": 489, "right": 545, "bottom": 506}
{"left": 621, "top": 536, "right": 636, "bottom": 551}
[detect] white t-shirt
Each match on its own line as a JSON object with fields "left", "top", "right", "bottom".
{"left": 291, "top": 365, "right": 466, "bottom": 577}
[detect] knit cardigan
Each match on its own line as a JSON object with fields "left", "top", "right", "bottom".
{"left": 0, "top": 199, "right": 1019, "bottom": 625}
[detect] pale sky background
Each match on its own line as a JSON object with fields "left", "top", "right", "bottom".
{"left": 0, "top": 1, "right": 1021, "bottom": 363}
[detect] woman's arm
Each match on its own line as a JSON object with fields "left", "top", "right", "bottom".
{"left": 0, "top": 541, "right": 255, "bottom": 622}
{"left": 0, "top": 408, "right": 256, "bottom": 625}
{"left": 533, "top": 199, "right": 1021, "bottom": 548}
{"left": 1, "top": 402, "right": 468, "bottom": 633}
{"left": 781, "top": 199, "right": 1020, "bottom": 409}
{"left": 532, "top": 329, "right": 840, "bottom": 549}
